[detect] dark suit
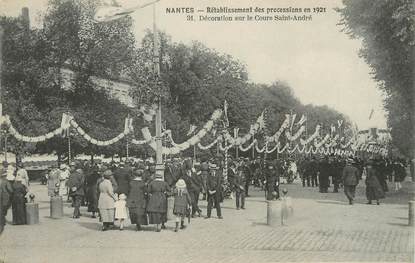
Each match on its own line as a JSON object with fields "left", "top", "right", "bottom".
{"left": 233, "top": 170, "right": 246, "bottom": 209}
{"left": 0, "top": 177, "right": 13, "bottom": 233}
{"left": 206, "top": 169, "right": 223, "bottom": 218}
{"left": 127, "top": 179, "right": 148, "bottom": 225}
{"left": 113, "top": 166, "right": 132, "bottom": 195}
{"left": 182, "top": 169, "right": 203, "bottom": 216}
{"left": 342, "top": 164, "right": 359, "bottom": 203}
{"left": 67, "top": 169, "right": 85, "bottom": 218}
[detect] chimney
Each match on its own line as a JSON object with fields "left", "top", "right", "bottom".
{"left": 21, "top": 7, "right": 30, "bottom": 29}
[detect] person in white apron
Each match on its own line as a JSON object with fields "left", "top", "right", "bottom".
{"left": 59, "top": 164, "right": 70, "bottom": 199}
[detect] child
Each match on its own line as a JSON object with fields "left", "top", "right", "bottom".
{"left": 281, "top": 188, "right": 293, "bottom": 225}
{"left": 173, "top": 179, "right": 191, "bottom": 232}
{"left": 115, "top": 194, "right": 128, "bottom": 230}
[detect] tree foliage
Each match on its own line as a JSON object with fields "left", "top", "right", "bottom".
{"left": 1, "top": 0, "right": 353, "bottom": 160}
{"left": 337, "top": 0, "right": 414, "bottom": 157}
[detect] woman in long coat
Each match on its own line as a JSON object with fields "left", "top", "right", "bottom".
{"left": 98, "top": 170, "right": 117, "bottom": 231}
{"left": 365, "top": 161, "right": 385, "bottom": 205}
{"left": 127, "top": 168, "right": 148, "bottom": 231}
{"left": 11, "top": 175, "right": 27, "bottom": 225}
{"left": 86, "top": 166, "right": 100, "bottom": 218}
{"left": 147, "top": 174, "right": 170, "bottom": 232}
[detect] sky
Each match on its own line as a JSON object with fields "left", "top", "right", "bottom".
{"left": 0, "top": 0, "right": 388, "bottom": 130}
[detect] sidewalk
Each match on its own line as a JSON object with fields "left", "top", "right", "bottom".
{"left": 0, "top": 180, "right": 413, "bottom": 263}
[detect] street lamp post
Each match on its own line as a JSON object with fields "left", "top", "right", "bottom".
{"left": 152, "top": 4, "right": 164, "bottom": 178}
{"left": 94, "top": 1, "right": 164, "bottom": 177}
{"left": 0, "top": 26, "right": 3, "bottom": 162}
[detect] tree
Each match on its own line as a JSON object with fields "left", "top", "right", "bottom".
{"left": 0, "top": 0, "right": 137, "bottom": 159}
{"left": 337, "top": 0, "right": 414, "bottom": 157}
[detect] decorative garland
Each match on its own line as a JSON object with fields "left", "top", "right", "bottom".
{"left": 238, "top": 139, "right": 257, "bottom": 152}
{"left": 156, "top": 109, "right": 223, "bottom": 155}
{"left": 314, "top": 134, "right": 330, "bottom": 149}
{"left": 300, "top": 125, "right": 320, "bottom": 145}
{"left": 285, "top": 125, "right": 306, "bottom": 141}
{"left": 198, "top": 137, "right": 219, "bottom": 150}
{"left": 268, "top": 116, "right": 290, "bottom": 143}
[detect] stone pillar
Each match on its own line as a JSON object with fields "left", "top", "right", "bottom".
{"left": 26, "top": 202, "right": 39, "bottom": 225}
{"left": 267, "top": 200, "right": 282, "bottom": 227}
{"left": 409, "top": 201, "right": 415, "bottom": 226}
{"left": 50, "top": 196, "right": 64, "bottom": 219}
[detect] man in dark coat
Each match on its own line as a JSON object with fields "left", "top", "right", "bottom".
{"left": 0, "top": 169, "right": 13, "bottom": 234}
{"left": 181, "top": 159, "right": 203, "bottom": 217}
{"left": 342, "top": 158, "right": 360, "bottom": 205}
{"left": 310, "top": 157, "right": 319, "bottom": 187}
{"left": 113, "top": 163, "right": 132, "bottom": 195}
{"left": 234, "top": 165, "right": 246, "bottom": 209}
{"left": 264, "top": 162, "right": 279, "bottom": 200}
{"left": 240, "top": 158, "right": 252, "bottom": 197}
{"left": 205, "top": 163, "right": 223, "bottom": 219}
{"left": 318, "top": 157, "right": 330, "bottom": 193}
{"left": 67, "top": 165, "right": 85, "bottom": 218}
{"left": 301, "top": 158, "right": 311, "bottom": 187}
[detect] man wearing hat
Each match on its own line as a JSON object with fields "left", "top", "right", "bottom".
{"left": 342, "top": 158, "right": 360, "bottom": 205}
{"left": 0, "top": 162, "right": 13, "bottom": 233}
{"left": 16, "top": 163, "right": 29, "bottom": 189}
{"left": 67, "top": 163, "right": 85, "bottom": 218}
{"left": 205, "top": 163, "right": 223, "bottom": 219}
{"left": 181, "top": 159, "right": 203, "bottom": 217}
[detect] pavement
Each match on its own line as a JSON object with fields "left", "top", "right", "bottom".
{"left": 0, "top": 178, "right": 414, "bottom": 263}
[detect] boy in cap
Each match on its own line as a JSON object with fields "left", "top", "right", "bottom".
{"left": 205, "top": 163, "right": 223, "bottom": 219}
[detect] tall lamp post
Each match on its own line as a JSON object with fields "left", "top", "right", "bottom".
{"left": 0, "top": 26, "right": 4, "bottom": 162}
{"left": 94, "top": 0, "right": 164, "bottom": 177}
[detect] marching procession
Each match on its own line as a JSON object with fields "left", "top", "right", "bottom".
{"left": 1, "top": 153, "right": 410, "bottom": 234}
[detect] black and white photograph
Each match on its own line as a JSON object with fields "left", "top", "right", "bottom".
{"left": 0, "top": 0, "right": 413, "bottom": 262}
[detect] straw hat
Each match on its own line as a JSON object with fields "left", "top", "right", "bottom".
{"left": 103, "top": 169, "right": 113, "bottom": 179}
{"left": 175, "top": 179, "right": 186, "bottom": 188}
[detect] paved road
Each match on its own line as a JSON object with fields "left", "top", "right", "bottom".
{"left": 0, "top": 179, "right": 413, "bottom": 263}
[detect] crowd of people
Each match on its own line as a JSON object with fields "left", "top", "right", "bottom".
{"left": 0, "top": 154, "right": 410, "bottom": 234}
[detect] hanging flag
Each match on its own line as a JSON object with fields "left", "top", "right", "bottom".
{"left": 186, "top": 125, "right": 197, "bottom": 136}
{"left": 60, "top": 113, "right": 73, "bottom": 138}
{"left": 234, "top": 127, "right": 239, "bottom": 138}
{"left": 368, "top": 109, "right": 374, "bottom": 120}
{"left": 330, "top": 124, "right": 336, "bottom": 134}
{"left": 337, "top": 119, "right": 343, "bottom": 128}
{"left": 290, "top": 113, "right": 297, "bottom": 131}
{"left": 296, "top": 115, "right": 307, "bottom": 126}
{"left": 224, "top": 100, "right": 229, "bottom": 127}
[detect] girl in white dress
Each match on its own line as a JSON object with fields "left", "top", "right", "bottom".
{"left": 115, "top": 193, "right": 128, "bottom": 230}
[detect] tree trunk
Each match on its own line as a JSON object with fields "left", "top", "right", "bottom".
{"left": 90, "top": 154, "right": 94, "bottom": 165}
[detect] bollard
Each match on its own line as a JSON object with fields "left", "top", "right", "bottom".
{"left": 267, "top": 200, "right": 282, "bottom": 227}
{"left": 50, "top": 196, "right": 64, "bottom": 219}
{"left": 409, "top": 201, "right": 415, "bottom": 226}
{"left": 26, "top": 202, "right": 39, "bottom": 225}
{"left": 167, "top": 196, "right": 174, "bottom": 220}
